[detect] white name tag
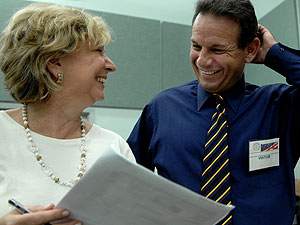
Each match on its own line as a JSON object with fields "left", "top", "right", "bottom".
{"left": 249, "top": 138, "right": 279, "bottom": 172}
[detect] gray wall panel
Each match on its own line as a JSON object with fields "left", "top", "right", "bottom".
{"left": 162, "top": 22, "right": 195, "bottom": 90}
{"left": 0, "top": 4, "right": 162, "bottom": 108}
{"left": 3, "top": 1, "right": 292, "bottom": 108}
{"left": 0, "top": 0, "right": 30, "bottom": 103}
{"left": 92, "top": 12, "right": 162, "bottom": 108}
{"left": 245, "top": 0, "right": 298, "bottom": 86}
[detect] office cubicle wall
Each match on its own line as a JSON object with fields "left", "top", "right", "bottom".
{"left": 245, "top": 0, "right": 299, "bottom": 85}
{"left": 0, "top": 0, "right": 30, "bottom": 103}
{"left": 0, "top": 0, "right": 194, "bottom": 109}
{"left": 1, "top": 0, "right": 297, "bottom": 107}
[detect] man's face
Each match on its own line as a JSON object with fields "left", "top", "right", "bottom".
{"left": 190, "top": 13, "right": 249, "bottom": 93}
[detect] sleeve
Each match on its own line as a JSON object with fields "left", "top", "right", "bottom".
{"left": 265, "top": 43, "right": 300, "bottom": 165}
{"left": 265, "top": 43, "right": 300, "bottom": 85}
{"left": 127, "top": 104, "right": 155, "bottom": 171}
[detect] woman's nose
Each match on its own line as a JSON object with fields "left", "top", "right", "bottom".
{"left": 105, "top": 56, "right": 116, "bottom": 72}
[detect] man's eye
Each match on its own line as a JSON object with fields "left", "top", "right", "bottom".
{"left": 192, "top": 45, "right": 202, "bottom": 51}
{"left": 212, "top": 48, "right": 225, "bottom": 53}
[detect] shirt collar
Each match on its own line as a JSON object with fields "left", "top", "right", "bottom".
{"left": 197, "top": 75, "right": 246, "bottom": 113}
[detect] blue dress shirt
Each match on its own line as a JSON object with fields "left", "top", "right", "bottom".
{"left": 127, "top": 43, "right": 300, "bottom": 225}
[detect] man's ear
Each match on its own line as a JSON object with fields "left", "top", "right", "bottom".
{"left": 46, "top": 58, "right": 62, "bottom": 79}
{"left": 244, "top": 37, "right": 260, "bottom": 63}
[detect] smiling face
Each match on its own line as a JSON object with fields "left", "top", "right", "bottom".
{"left": 190, "top": 13, "right": 250, "bottom": 93}
{"left": 56, "top": 42, "right": 116, "bottom": 105}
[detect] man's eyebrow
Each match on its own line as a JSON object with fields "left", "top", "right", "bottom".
{"left": 211, "top": 44, "right": 226, "bottom": 48}
{"left": 191, "top": 39, "right": 226, "bottom": 48}
{"left": 191, "top": 39, "right": 198, "bottom": 44}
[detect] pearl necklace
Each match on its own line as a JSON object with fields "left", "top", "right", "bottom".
{"left": 22, "top": 104, "right": 87, "bottom": 188}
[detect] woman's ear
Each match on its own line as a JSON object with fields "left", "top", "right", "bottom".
{"left": 46, "top": 58, "right": 62, "bottom": 79}
{"left": 245, "top": 37, "right": 260, "bottom": 63}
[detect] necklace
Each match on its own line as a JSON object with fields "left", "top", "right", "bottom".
{"left": 21, "top": 104, "right": 87, "bottom": 188}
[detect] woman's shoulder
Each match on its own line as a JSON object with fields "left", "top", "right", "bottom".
{"left": 2, "top": 108, "right": 22, "bottom": 123}
{"left": 88, "top": 123, "right": 124, "bottom": 140}
{"left": 88, "top": 123, "right": 136, "bottom": 163}
{"left": 0, "top": 108, "right": 22, "bottom": 125}
{"left": 0, "top": 109, "right": 25, "bottom": 137}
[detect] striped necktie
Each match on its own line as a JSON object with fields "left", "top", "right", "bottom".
{"left": 201, "top": 94, "right": 232, "bottom": 224}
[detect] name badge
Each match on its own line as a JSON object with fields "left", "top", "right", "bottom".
{"left": 249, "top": 138, "right": 279, "bottom": 172}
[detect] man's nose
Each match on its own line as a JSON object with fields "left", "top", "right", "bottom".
{"left": 196, "top": 49, "right": 213, "bottom": 68}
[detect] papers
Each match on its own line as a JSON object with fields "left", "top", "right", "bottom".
{"left": 56, "top": 145, "right": 234, "bottom": 225}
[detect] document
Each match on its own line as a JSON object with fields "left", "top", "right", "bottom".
{"left": 56, "top": 145, "right": 234, "bottom": 225}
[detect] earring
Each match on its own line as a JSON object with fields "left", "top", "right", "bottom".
{"left": 56, "top": 73, "right": 63, "bottom": 84}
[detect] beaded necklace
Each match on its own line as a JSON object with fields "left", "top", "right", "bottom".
{"left": 21, "top": 104, "right": 87, "bottom": 188}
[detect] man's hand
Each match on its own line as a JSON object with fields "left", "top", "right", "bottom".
{"left": 252, "top": 24, "right": 278, "bottom": 64}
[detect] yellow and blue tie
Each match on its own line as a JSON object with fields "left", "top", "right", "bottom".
{"left": 201, "top": 94, "right": 232, "bottom": 224}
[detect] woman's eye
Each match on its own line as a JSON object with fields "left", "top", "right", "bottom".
{"left": 96, "top": 47, "right": 105, "bottom": 54}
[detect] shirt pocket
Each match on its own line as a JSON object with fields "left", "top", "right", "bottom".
{"left": 245, "top": 166, "right": 287, "bottom": 188}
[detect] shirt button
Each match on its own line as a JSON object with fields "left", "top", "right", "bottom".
{"left": 280, "top": 47, "right": 285, "bottom": 52}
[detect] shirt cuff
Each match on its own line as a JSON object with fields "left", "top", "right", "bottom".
{"left": 265, "top": 43, "right": 300, "bottom": 78}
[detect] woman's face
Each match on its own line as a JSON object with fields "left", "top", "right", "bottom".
{"left": 58, "top": 42, "right": 116, "bottom": 106}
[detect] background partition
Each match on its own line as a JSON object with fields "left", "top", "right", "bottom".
{"left": 0, "top": 1, "right": 194, "bottom": 109}
{"left": 0, "top": 0, "right": 295, "bottom": 108}
{"left": 93, "top": 12, "right": 162, "bottom": 109}
{"left": 0, "top": 0, "right": 30, "bottom": 103}
{"left": 245, "top": 0, "right": 299, "bottom": 86}
{"left": 161, "top": 22, "right": 194, "bottom": 90}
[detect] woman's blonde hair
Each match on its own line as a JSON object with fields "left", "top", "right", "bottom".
{"left": 0, "top": 3, "right": 112, "bottom": 103}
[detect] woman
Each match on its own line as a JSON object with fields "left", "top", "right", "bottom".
{"left": 0, "top": 3, "right": 135, "bottom": 225}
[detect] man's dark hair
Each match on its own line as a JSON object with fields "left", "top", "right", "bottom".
{"left": 192, "top": 0, "right": 258, "bottom": 49}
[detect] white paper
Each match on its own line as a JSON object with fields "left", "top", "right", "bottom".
{"left": 56, "top": 145, "right": 234, "bottom": 225}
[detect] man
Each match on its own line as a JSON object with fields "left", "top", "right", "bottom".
{"left": 127, "top": 0, "right": 300, "bottom": 224}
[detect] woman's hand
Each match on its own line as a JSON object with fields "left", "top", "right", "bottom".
{"left": 0, "top": 204, "right": 82, "bottom": 225}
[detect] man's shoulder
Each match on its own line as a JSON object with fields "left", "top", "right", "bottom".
{"left": 244, "top": 82, "right": 290, "bottom": 96}
{"left": 153, "top": 80, "right": 198, "bottom": 100}
{"left": 144, "top": 80, "right": 198, "bottom": 115}
{"left": 245, "top": 81, "right": 288, "bottom": 89}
